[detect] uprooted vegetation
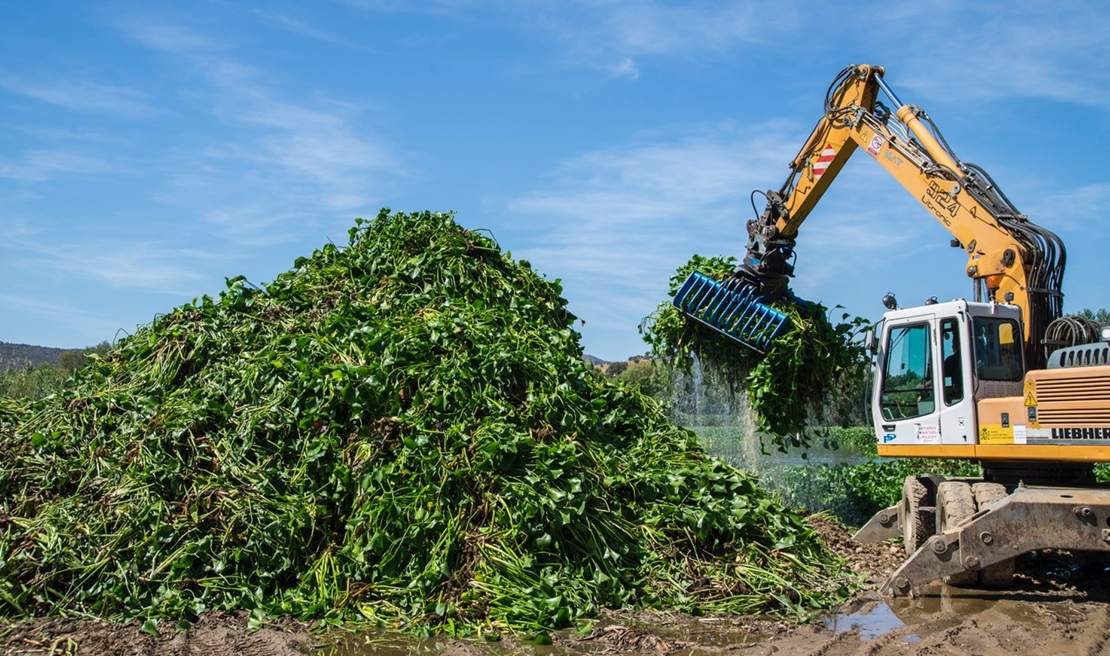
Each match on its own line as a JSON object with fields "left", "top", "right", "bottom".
{"left": 641, "top": 255, "right": 869, "bottom": 451}
{"left": 0, "top": 210, "right": 853, "bottom": 635}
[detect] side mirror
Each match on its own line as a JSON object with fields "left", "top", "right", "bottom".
{"left": 863, "top": 329, "right": 876, "bottom": 354}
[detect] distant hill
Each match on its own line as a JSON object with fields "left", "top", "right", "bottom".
{"left": 0, "top": 342, "right": 67, "bottom": 371}
{"left": 583, "top": 354, "right": 607, "bottom": 366}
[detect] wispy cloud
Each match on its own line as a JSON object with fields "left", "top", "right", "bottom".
{"left": 542, "top": 0, "right": 1110, "bottom": 100}
{"left": 1025, "top": 183, "right": 1110, "bottom": 233}
{"left": 9, "top": 235, "right": 213, "bottom": 296}
{"left": 503, "top": 124, "right": 948, "bottom": 355}
{"left": 0, "top": 288, "right": 156, "bottom": 347}
{"left": 0, "top": 228, "right": 209, "bottom": 342}
{"left": 511, "top": 124, "right": 785, "bottom": 223}
{"left": 536, "top": 0, "right": 795, "bottom": 56}
{"left": 0, "top": 217, "right": 42, "bottom": 240}
{"left": 301, "top": 0, "right": 1110, "bottom": 105}
{"left": 118, "top": 18, "right": 216, "bottom": 55}
{"left": 508, "top": 0, "right": 801, "bottom": 78}
{"left": 335, "top": 0, "right": 477, "bottom": 14}
{"left": 66, "top": 249, "right": 211, "bottom": 294}
{"left": 240, "top": 103, "right": 392, "bottom": 189}
{"left": 111, "top": 15, "right": 399, "bottom": 240}
{"left": 0, "top": 293, "right": 97, "bottom": 317}
{"left": 0, "top": 77, "right": 155, "bottom": 116}
{"left": 337, "top": 0, "right": 799, "bottom": 78}
{"left": 873, "top": 1, "right": 1110, "bottom": 110}
{"left": 0, "top": 293, "right": 111, "bottom": 340}
{"left": 0, "top": 150, "right": 115, "bottom": 182}
{"left": 249, "top": 9, "right": 358, "bottom": 47}
{"left": 504, "top": 123, "right": 789, "bottom": 352}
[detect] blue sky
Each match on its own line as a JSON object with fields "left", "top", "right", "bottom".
{"left": 2, "top": 1, "right": 1109, "bottom": 361}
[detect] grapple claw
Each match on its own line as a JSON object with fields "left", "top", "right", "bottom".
{"left": 673, "top": 272, "right": 791, "bottom": 353}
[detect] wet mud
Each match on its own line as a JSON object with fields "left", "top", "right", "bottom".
{"left": 4, "top": 518, "right": 1109, "bottom": 655}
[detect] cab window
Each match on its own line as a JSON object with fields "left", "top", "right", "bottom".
{"left": 941, "top": 318, "right": 963, "bottom": 406}
{"left": 972, "top": 318, "right": 1024, "bottom": 381}
{"left": 880, "top": 322, "right": 935, "bottom": 420}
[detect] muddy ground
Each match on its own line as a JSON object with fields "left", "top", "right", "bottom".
{"left": 3, "top": 517, "right": 1109, "bottom": 655}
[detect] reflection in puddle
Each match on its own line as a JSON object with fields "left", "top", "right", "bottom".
{"left": 824, "top": 583, "right": 1093, "bottom": 643}
{"left": 889, "top": 584, "right": 1089, "bottom": 625}
{"left": 823, "top": 598, "right": 904, "bottom": 641}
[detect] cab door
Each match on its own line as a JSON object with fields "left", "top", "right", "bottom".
{"left": 875, "top": 315, "right": 942, "bottom": 446}
{"left": 936, "top": 315, "right": 977, "bottom": 445}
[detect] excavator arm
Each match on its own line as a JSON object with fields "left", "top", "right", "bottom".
{"left": 738, "top": 64, "right": 1066, "bottom": 368}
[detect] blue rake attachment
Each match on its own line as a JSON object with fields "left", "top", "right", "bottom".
{"left": 673, "top": 271, "right": 790, "bottom": 353}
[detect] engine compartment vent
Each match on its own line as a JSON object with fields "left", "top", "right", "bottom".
{"left": 1048, "top": 343, "right": 1110, "bottom": 369}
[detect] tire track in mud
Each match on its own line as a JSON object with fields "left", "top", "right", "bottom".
{"left": 1080, "top": 603, "right": 1110, "bottom": 656}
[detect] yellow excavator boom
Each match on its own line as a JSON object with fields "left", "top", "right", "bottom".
{"left": 739, "top": 64, "right": 1065, "bottom": 369}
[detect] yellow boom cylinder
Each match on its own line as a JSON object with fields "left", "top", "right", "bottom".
{"left": 895, "top": 104, "right": 962, "bottom": 175}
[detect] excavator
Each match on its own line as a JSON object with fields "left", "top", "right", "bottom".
{"left": 674, "top": 64, "right": 1110, "bottom": 595}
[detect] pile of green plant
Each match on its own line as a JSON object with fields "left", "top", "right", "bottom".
{"left": 0, "top": 397, "right": 25, "bottom": 433}
{"left": 0, "top": 210, "right": 852, "bottom": 635}
{"left": 641, "top": 255, "right": 868, "bottom": 449}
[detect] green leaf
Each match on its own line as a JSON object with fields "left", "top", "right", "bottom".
{"left": 247, "top": 608, "right": 265, "bottom": 631}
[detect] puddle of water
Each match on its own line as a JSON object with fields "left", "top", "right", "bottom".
{"left": 823, "top": 582, "right": 1095, "bottom": 643}
{"left": 823, "top": 599, "right": 904, "bottom": 641}
{"left": 889, "top": 584, "right": 1088, "bottom": 624}
{"left": 822, "top": 582, "right": 1095, "bottom": 644}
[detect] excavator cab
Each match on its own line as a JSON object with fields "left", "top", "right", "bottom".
{"left": 873, "top": 300, "right": 1024, "bottom": 451}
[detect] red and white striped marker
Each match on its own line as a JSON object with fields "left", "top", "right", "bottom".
{"left": 812, "top": 144, "right": 836, "bottom": 180}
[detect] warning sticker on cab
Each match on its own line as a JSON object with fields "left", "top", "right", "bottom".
{"left": 979, "top": 425, "right": 1013, "bottom": 445}
{"left": 1024, "top": 392, "right": 1036, "bottom": 407}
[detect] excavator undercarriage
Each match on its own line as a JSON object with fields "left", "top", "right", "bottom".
{"left": 855, "top": 470, "right": 1110, "bottom": 595}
